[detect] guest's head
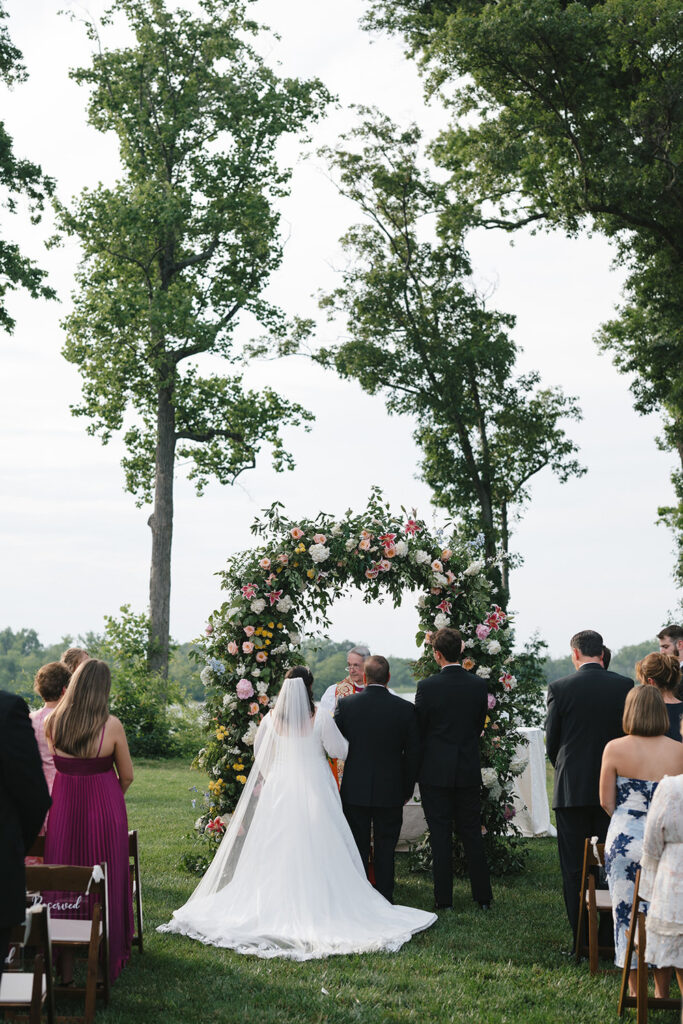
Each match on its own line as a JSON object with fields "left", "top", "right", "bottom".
{"left": 601, "top": 646, "right": 611, "bottom": 670}
{"left": 635, "top": 653, "right": 681, "bottom": 695}
{"left": 363, "top": 655, "right": 390, "bottom": 688}
{"left": 570, "top": 629, "right": 603, "bottom": 667}
{"left": 284, "top": 665, "right": 315, "bottom": 715}
{"left": 622, "top": 684, "right": 669, "bottom": 738}
{"left": 45, "top": 658, "right": 111, "bottom": 757}
{"left": 33, "top": 661, "right": 70, "bottom": 706}
{"left": 656, "top": 625, "right": 683, "bottom": 661}
{"left": 432, "top": 628, "right": 464, "bottom": 666}
{"left": 62, "top": 647, "right": 89, "bottom": 675}
{"left": 347, "top": 645, "right": 370, "bottom": 686}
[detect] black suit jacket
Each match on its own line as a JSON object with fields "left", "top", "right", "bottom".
{"left": 415, "top": 665, "right": 488, "bottom": 788}
{"left": 334, "top": 686, "right": 420, "bottom": 807}
{"left": 0, "top": 691, "right": 51, "bottom": 927}
{"left": 545, "top": 664, "right": 633, "bottom": 809}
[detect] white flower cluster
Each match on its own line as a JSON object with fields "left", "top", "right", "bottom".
{"left": 481, "top": 768, "right": 498, "bottom": 788}
{"left": 487, "top": 639, "right": 502, "bottom": 655}
{"left": 309, "top": 543, "right": 330, "bottom": 563}
{"left": 414, "top": 550, "right": 430, "bottom": 565}
{"left": 276, "top": 594, "right": 293, "bottom": 613}
{"left": 256, "top": 680, "right": 269, "bottom": 696}
{"left": 433, "top": 572, "right": 448, "bottom": 587}
{"left": 394, "top": 540, "right": 408, "bottom": 557}
{"left": 271, "top": 643, "right": 287, "bottom": 655}
{"left": 200, "top": 665, "right": 213, "bottom": 686}
{"left": 242, "top": 721, "right": 259, "bottom": 746}
{"left": 330, "top": 523, "right": 342, "bottom": 537}
{"left": 345, "top": 538, "right": 356, "bottom": 551}
{"left": 226, "top": 606, "right": 240, "bottom": 621}
{"left": 250, "top": 598, "right": 266, "bottom": 613}
{"left": 434, "top": 612, "right": 449, "bottom": 629}
{"left": 223, "top": 693, "right": 237, "bottom": 710}
{"left": 464, "top": 560, "right": 485, "bottom": 576}
{"left": 289, "top": 631, "right": 301, "bottom": 645}
{"left": 476, "top": 666, "right": 492, "bottom": 679}
{"left": 417, "top": 594, "right": 427, "bottom": 609}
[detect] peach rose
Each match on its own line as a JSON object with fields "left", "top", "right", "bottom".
{"left": 227, "top": 641, "right": 239, "bottom": 655}
{"left": 242, "top": 641, "right": 255, "bottom": 654}
{"left": 359, "top": 538, "right": 371, "bottom": 551}
{"left": 313, "top": 533, "right": 327, "bottom": 544}
{"left": 243, "top": 625, "right": 256, "bottom": 637}
{"left": 290, "top": 527, "right": 304, "bottom": 540}
{"left": 259, "top": 557, "right": 271, "bottom": 570}
{"left": 256, "top": 651, "right": 268, "bottom": 663}
{"left": 248, "top": 702, "right": 259, "bottom": 716}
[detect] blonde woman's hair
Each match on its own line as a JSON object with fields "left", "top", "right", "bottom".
{"left": 62, "top": 647, "right": 89, "bottom": 675}
{"left": 622, "top": 684, "right": 669, "bottom": 738}
{"left": 635, "top": 652, "right": 681, "bottom": 694}
{"left": 45, "top": 659, "right": 111, "bottom": 757}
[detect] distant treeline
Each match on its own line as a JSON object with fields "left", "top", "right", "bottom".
{"left": 1, "top": 627, "right": 659, "bottom": 705}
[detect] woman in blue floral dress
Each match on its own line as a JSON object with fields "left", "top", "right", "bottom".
{"left": 600, "top": 685, "right": 683, "bottom": 997}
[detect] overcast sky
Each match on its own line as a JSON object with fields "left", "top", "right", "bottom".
{"left": 0, "top": 0, "right": 678, "bottom": 662}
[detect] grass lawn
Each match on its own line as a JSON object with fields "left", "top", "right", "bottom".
{"left": 73, "top": 761, "right": 678, "bottom": 1024}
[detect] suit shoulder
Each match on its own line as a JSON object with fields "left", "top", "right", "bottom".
{"left": 604, "top": 671, "right": 634, "bottom": 688}
{"left": 0, "top": 690, "right": 29, "bottom": 717}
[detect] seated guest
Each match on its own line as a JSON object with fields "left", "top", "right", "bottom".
{"left": 600, "top": 686, "right": 683, "bottom": 997}
{"left": 0, "top": 691, "right": 51, "bottom": 978}
{"left": 45, "top": 659, "right": 134, "bottom": 984}
{"left": 638, "top": 718, "right": 683, "bottom": 1010}
{"left": 31, "top": 661, "right": 71, "bottom": 796}
{"left": 636, "top": 653, "right": 683, "bottom": 742}
{"left": 61, "top": 646, "right": 89, "bottom": 675}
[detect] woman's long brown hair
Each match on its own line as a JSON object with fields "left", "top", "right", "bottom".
{"left": 45, "top": 659, "right": 111, "bottom": 757}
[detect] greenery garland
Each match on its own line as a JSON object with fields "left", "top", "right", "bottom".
{"left": 189, "top": 490, "right": 543, "bottom": 874}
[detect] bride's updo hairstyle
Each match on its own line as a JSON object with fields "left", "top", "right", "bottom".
{"left": 635, "top": 653, "right": 681, "bottom": 695}
{"left": 46, "top": 658, "right": 111, "bottom": 757}
{"left": 284, "top": 665, "right": 315, "bottom": 715}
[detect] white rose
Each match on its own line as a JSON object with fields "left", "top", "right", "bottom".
{"left": 289, "top": 632, "right": 301, "bottom": 645}
{"left": 464, "top": 559, "right": 485, "bottom": 576}
{"left": 394, "top": 540, "right": 408, "bottom": 557}
{"left": 276, "top": 594, "right": 294, "bottom": 613}
{"left": 481, "top": 768, "right": 498, "bottom": 788}
{"left": 416, "top": 594, "right": 427, "bottom": 609}
{"left": 251, "top": 667, "right": 261, "bottom": 678}
{"left": 414, "top": 550, "right": 429, "bottom": 564}
{"left": 242, "top": 721, "right": 259, "bottom": 746}
{"left": 309, "top": 543, "right": 330, "bottom": 563}
{"left": 345, "top": 538, "right": 356, "bottom": 551}
{"left": 200, "top": 666, "right": 212, "bottom": 686}
{"left": 250, "top": 598, "right": 266, "bottom": 613}
{"left": 487, "top": 640, "right": 502, "bottom": 655}
{"left": 433, "top": 572, "right": 448, "bottom": 586}
{"left": 226, "top": 606, "right": 240, "bottom": 621}
{"left": 330, "top": 523, "right": 342, "bottom": 536}
{"left": 434, "top": 612, "right": 449, "bottom": 629}
{"left": 509, "top": 755, "right": 528, "bottom": 774}
{"left": 476, "top": 666, "right": 492, "bottom": 679}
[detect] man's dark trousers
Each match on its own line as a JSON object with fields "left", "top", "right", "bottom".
{"left": 555, "top": 805, "right": 613, "bottom": 949}
{"left": 420, "top": 782, "right": 492, "bottom": 907}
{"left": 342, "top": 803, "right": 403, "bottom": 903}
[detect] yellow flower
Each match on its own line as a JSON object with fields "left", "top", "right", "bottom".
{"left": 293, "top": 561, "right": 299, "bottom": 567}
{"left": 268, "top": 621, "right": 275, "bottom": 629}
{"left": 232, "top": 763, "right": 244, "bottom": 771}
{"left": 484, "top": 715, "right": 490, "bottom": 729}
{"left": 265, "top": 639, "right": 271, "bottom": 646}
{"left": 276, "top": 623, "right": 284, "bottom": 629}
{"left": 277, "top": 567, "right": 283, "bottom": 573}
{"left": 255, "top": 627, "right": 263, "bottom": 636}
{"left": 236, "top": 775, "right": 247, "bottom": 785}
{"left": 295, "top": 542, "right": 305, "bottom": 553}
{"left": 307, "top": 568, "right": 316, "bottom": 578}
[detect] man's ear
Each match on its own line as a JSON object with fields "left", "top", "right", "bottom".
{"left": 387, "top": 671, "right": 391, "bottom": 683}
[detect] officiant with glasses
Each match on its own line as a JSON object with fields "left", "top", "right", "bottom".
{"left": 319, "top": 645, "right": 370, "bottom": 786}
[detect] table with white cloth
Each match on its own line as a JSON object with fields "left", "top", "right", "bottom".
{"left": 398, "top": 725, "right": 555, "bottom": 847}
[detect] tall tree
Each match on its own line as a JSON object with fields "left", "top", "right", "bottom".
{"left": 364, "top": 0, "right": 683, "bottom": 577}
{"left": 316, "top": 112, "right": 584, "bottom": 603}
{"left": 0, "top": 2, "right": 54, "bottom": 331}
{"left": 59, "top": 0, "right": 329, "bottom": 677}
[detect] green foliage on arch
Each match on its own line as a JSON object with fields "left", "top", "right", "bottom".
{"left": 191, "top": 490, "right": 543, "bottom": 874}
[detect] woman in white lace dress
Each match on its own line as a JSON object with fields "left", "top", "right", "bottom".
{"left": 639, "top": 718, "right": 683, "bottom": 1013}
{"left": 159, "top": 667, "right": 436, "bottom": 960}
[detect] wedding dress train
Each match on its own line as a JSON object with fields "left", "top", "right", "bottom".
{"left": 159, "top": 678, "right": 436, "bottom": 960}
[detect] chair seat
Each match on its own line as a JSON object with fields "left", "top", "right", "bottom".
{"left": 0, "top": 972, "right": 46, "bottom": 1004}
{"left": 50, "top": 918, "right": 103, "bottom": 944}
{"left": 585, "top": 890, "right": 612, "bottom": 911}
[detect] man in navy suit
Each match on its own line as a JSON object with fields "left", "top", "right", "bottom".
{"left": 334, "top": 655, "right": 420, "bottom": 903}
{"left": 0, "top": 691, "right": 51, "bottom": 976}
{"left": 416, "top": 628, "right": 492, "bottom": 911}
{"left": 546, "top": 628, "right": 633, "bottom": 946}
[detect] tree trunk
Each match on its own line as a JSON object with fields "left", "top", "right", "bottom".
{"left": 148, "top": 384, "right": 176, "bottom": 682}
{"left": 500, "top": 500, "right": 510, "bottom": 605}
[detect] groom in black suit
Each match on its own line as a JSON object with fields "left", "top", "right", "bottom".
{"left": 546, "top": 628, "right": 633, "bottom": 946}
{"left": 334, "top": 655, "right": 420, "bottom": 903}
{"left": 416, "top": 627, "right": 492, "bottom": 911}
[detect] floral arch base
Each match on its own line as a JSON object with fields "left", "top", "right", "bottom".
{"left": 190, "top": 490, "right": 543, "bottom": 876}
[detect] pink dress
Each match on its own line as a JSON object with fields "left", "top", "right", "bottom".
{"left": 44, "top": 726, "right": 133, "bottom": 982}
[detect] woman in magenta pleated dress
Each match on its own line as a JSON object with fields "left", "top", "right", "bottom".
{"left": 44, "top": 658, "right": 134, "bottom": 983}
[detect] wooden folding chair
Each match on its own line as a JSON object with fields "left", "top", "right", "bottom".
{"left": 618, "top": 868, "right": 680, "bottom": 1022}
{"left": 129, "top": 829, "right": 144, "bottom": 953}
{"left": 0, "top": 903, "right": 55, "bottom": 1024}
{"left": 25, "top": 863, "right": 110, "bottom": 1024}
{"left": 575, "top": 837, "right": 614, "bottom": 973}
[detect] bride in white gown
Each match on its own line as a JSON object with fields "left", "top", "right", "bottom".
{"left": 159, "top": 667, "right": 436, "bottom": 960}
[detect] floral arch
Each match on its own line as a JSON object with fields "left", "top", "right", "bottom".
{"left": 191, "top": 490, "right": 543, "bottom": 874}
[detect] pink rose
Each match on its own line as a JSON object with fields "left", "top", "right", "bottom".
{"left": 487, "top": 693, "right": 497, "bottom": 710}
{"left": 290, "top": 527, "right": 304, "bottom": 540}
{"left": 205, "top": 623, "right": 214, "bottom": 635}
{"left": 259, "top": 557, "right": 271, "bottom": 570}
{"left": 227, "top": 641, "right": 239, "bottom": 655}
{"left": 359, "top": 538, "right": 371, "bottom": 551}
{"left": 313, "top": 533, "right": 327, "bottom": 544}
{"left": 255, "top": 651, "right": 268, "bottom": 663}
{"left": 476, "top": 624, "right": 491, "bottom": 640}
{"left": 278, "top": 553, "right": 289, "bottom": 565}
{"left": 242, "top": 641, "right": 254, "bottom": 654}
{"left": 244, "top": 625, "right": 255, "bottom": 637}
{"left": 248, "top": 702, "right": 259, "bottom": 716}
{"left": 236, "top": 679, "right": 254, "bottom": 700}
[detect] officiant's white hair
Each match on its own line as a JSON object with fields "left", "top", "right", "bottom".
{"left": 348, "top": 645, "right": 370, "bottom": 659}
